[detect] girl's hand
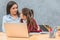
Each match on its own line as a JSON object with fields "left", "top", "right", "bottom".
{"left": 37, "top": 26, "right": 40, "bottom": 30}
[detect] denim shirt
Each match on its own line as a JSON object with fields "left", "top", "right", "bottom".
{"left": 2, "top": 14, "right": 20, "bottom": 32}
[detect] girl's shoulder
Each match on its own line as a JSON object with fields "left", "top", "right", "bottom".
{"left": 32, "top": 18, "right": 36, "bottom": 22}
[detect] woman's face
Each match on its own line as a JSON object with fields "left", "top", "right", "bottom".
{"left": 10, "top": 4, "right": 18, "bottom": 15}
{"left": 20, "top": 13, "right": 27, "bottom": 20}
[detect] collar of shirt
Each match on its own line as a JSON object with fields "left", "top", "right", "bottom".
{"left": 8, "top": 14, "right": 20, "bottom": 21}
{"left": 23, "top": 19, "right": 27, "bottom": 23}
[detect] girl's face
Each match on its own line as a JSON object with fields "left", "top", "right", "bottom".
{"left": 20, "top": 13, "right": 27, "bottom": 20}
{"left": 10, "top": 4, "right": 18, "bottom": 15}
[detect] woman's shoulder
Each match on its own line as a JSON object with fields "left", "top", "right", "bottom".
{"left": 3, "top": 14, "right": 10, "bottom": 19}
{"left": 3, "top": 15, "right": 7, "bottom": 17}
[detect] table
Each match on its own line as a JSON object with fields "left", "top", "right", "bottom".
{"left": 0, "top": 32, "right": 60, "bottom": 40}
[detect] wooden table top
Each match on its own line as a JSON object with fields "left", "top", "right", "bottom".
{"left": 0, "top": 32, "right": 60, "bottom": 40}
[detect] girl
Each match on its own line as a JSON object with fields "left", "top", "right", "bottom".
{"left": 20, "top": 8, "right": 42, "bottom": 33}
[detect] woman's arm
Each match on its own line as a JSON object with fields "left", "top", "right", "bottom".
{"left": 2, "top": 16, "right": 7, "bottom": 32}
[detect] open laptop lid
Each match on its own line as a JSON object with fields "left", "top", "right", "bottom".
{"left": 4, "top": 23, "right": 29, "bottom": 38}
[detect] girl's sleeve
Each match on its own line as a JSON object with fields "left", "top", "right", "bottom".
{"left": 33, "top": 19, "right": 38, "bottom": 30}
{"left": 33, "top": 19, "right": 42, "bottom": 32}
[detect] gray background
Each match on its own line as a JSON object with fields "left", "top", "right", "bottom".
{"left": 0, "top": 0, "right": 60, "bottom": 32}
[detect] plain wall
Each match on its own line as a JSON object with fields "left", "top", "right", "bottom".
{"left": 0, "top": 0, "right": 60, "bottom": 32}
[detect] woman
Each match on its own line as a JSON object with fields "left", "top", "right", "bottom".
{"left": 2, "top": 1, "right": 20, "bottom": 32}
{"left": 20, "top": 8, "right": 42, "bottom": 33}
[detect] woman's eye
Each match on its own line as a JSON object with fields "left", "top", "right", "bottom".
{"left": 13, "top": 7, "right": 18, "bottom": 9}
{"left": 13, "top": 8, "right": 15, "bottom": 9}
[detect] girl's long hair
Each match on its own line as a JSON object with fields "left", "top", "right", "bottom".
{"left": 21, "top": 8, "right": 36, "bottom": 29}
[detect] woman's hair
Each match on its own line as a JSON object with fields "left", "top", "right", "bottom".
{"left": 21, "top": 8, "right": 36, "bottom": 28}
{"left": 6, "top": 1, "right": 20, "bottom": 16}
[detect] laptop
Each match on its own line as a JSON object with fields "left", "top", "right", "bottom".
{"left": 4, "top": 23, "right": 29, "bottom": 38}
